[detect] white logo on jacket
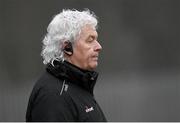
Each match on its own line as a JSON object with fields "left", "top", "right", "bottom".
{"left": 60, "top": 80, "right": 69, "bottom": 95}
{"left": 85, "top": 106, "right": 94, "bottom": 113}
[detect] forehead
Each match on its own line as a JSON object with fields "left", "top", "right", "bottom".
{"left": 79, "top": 25, "right": 98, "bottom": 38}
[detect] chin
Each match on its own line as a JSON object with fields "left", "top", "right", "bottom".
{"left": 89, "top": 63, "right": 98, "bottom": 70}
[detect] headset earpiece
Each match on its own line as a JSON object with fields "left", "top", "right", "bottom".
{"left": 63, "top": 41, "right": 73, "bottom": 56}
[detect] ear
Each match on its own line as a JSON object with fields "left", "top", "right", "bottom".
{"left": 63, "top": 41, "right": 73, "bottom": 56}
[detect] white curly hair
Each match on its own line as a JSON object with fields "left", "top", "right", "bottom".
{"left": 41, "top": 9, "right": 98, "bottom": 65}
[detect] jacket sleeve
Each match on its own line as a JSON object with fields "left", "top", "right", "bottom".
{"left": 30, "top": 91, "right": 77, "bottom": 122}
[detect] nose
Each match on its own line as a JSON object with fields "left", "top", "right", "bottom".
{"left": 94, "top": 40, "right": 102, "bottom": 52}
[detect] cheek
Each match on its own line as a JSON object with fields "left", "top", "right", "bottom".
{"left": 74, "top": 48, "right": 90, "bottom": 63}
{"left": 74, "top": 43, "right": 93, "bottom": 63}
{"left": 81, "top": 48, "right": 92, "bottom": 60}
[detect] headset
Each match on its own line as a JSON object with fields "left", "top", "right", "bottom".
{"left": 63, "top": 41, "right": 73, "bottom": 56}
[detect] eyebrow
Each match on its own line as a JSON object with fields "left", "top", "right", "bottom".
{"left": 88, "top": 34, "right": 98, "bottom": 40}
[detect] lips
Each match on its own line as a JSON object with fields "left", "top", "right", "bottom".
{"left": 92, "top": 55, "right": 98, "bottom": 61}
{"left": 93, "top": 54, "right": 98, "bottom": 57}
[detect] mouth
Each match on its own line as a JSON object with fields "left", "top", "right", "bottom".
{"left": 92, "top": 55, "right": 99, "bottom": 61}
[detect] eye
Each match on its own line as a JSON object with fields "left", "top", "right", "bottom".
{"left": 88, "top": 37, "right": 93, "bottom": 42}
{"left": 87, "top": 36, "right": 96, "bottom": 43}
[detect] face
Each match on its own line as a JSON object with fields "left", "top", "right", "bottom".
{"left": 66, "top": 24, "right": 102, "bottom": 71}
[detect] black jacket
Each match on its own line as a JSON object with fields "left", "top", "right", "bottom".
{"left": 26, "top": 60, "right": 107, "bottom": 122}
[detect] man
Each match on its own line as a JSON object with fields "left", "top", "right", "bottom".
{"left": 26, "top": 9, "right": 107, "bottom": 122}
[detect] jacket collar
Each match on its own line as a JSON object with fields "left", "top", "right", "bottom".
{"left": 46, "top": 60, "right": 98, "bottom": 95}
